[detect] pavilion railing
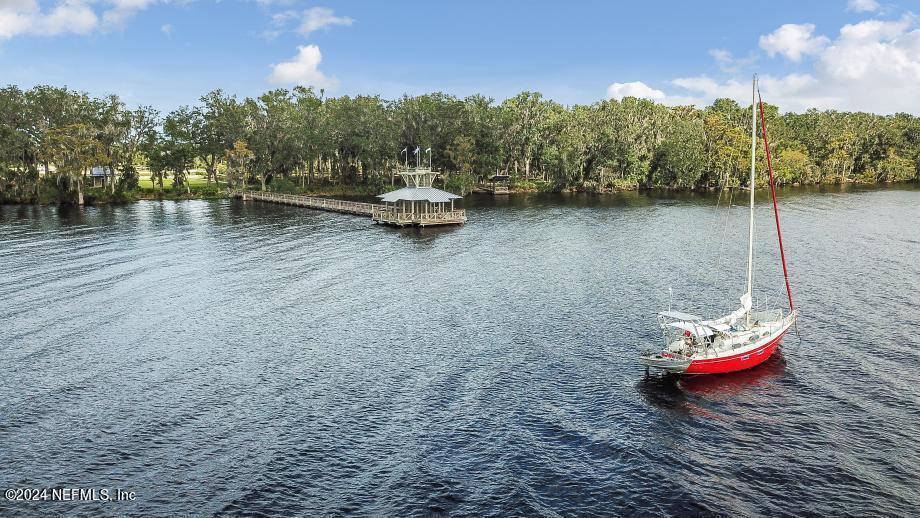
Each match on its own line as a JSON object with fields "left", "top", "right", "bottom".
{"left": 371, "top": 207, "right": 467, "bottom": 225}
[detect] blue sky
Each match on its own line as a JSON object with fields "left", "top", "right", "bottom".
{"left": 2, "top": 0, "right": 918, "bottom": 113}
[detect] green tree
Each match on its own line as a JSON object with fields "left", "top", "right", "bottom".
{"left": 115, "top": 106, "right": 159, "bottom": 190}
{"left": 41, "top": 124, "right": 105, "bottom": 205}
{"left": 195, "top": 90, "right": 246, "bottom": 186}
{"left": 245, "top": 90, "right": 301, "bottom": 190}
{"left": 871, "top": 148, "right": 915, "bottom": 182}
{"left": 3, "top": 83, "right": 920, "bottom": 202}
{"left": 651, "top": 110, "right": 707, "bottom": 187}
{"left": 773, "top": 146, "right": 815, "bottom": 184}
{"left": 151, "top": 108, "right": 197, "bottom": 194}
{"left": 225, "top": 139, "right": 254, "bottom": 189}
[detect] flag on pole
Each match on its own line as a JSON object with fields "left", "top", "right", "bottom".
{"left": 413, "top": 146, "right": 420, "bottom": 155}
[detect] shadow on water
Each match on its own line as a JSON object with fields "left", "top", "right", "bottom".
{"left": 467, "top": 191, "right": 659, "bottom": 210}
{"left": 466, "top": 181, "right": 919, "bottom": 210}
{"left": 635, "top": 372, "right": 689, "bottom": 413}
{"left": 8, "top": 204, "right": 47, "bottom": 222}
{"left": 678, "top": 352, "right": 788, "bottom": 397}
{"left": 55, "top": 204, "right": 88, "bottom": 226}
{"left": 636, "top": 352, "right": 789, "bottom": 414}
{"left": 376, "top": 222, "right": 462, "bottom": 243}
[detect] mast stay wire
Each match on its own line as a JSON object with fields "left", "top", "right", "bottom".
{"left": 757, "top": 84, "right": 802, "bottom": 346}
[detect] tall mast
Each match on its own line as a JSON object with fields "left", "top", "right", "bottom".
{"left": 746, "top": 75, "right": 757, "bottom": 320}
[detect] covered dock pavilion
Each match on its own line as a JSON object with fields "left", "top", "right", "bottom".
{"left": 372, "top": 167, "right": 467, "bottom": 226}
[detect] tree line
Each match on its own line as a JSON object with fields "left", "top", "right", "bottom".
{"left": 1, "top": 84, "right": 918, "bottom": 204}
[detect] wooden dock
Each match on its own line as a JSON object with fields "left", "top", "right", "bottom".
{"left": 234, "top": 190, "right": 466, "bottom": 226}
{"left": 371, "top": 206, "right": 467, "bottom": 227}
{"left": 234, "top": 190, "right": 381, "bottom": 216}
{"left": 474, "top": 184, "right": 510, "bottom": 195}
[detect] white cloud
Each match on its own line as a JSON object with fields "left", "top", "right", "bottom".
{"left": 708, "top": 48, "right": 732, "bottom": 65}
{"left": 271, "top": 9, "right": 299, "bottom": 26}
{"left": 40, "top": 1, "right": 98, "bottom": 35}
{"left": 102, "top": 0, "right": 158, "bottom": 28}
{"left": 0, "top": 0, "right": 98, "bottom": 38}
{"left": 0, "top": 1, "right": 34, "bottom": 8}
{"left": 267, "top": 44, "right": 338, "bottom": 89}
{"left": 264, "top": 6, "right": 353, "bottom": 40}
{"left": 606, "top": 81, "right": 665, "bottom": 101}
{"left": 759, "top": 23, "right": 830, "bottom": 61}
{"left": 0, "top": 0, "right": 40, "bottom": 39}
{"left": 709, "top": 48, "right": 756, "bottom": 72}
{"left": 671, "top": 75, "right": 739, "bottom": 99}
{"left": 847, "top": 0, "right": 880, "bottom": 12}
{"left": 297, "top": 6, "right": 352, "bottom": 37}
{"left": 160, "top": 23, "right": 172, "bottom": 35}
{"left": 606, "top": 80, "right": 701, "bottom": 106}
{"left": 807, "top": 15, "right": 920, "bottom": 111}
{"left": 670, "top": 73, "right": 833, "bottom": 112}
{"left": 837, "top": 16, "right": 911, "bottom": 41}
{"left": 0, "top": 0, "right": 159, "bottom": 39}
{"left": 640, "top": 14, "right": 920, "bottom": 113}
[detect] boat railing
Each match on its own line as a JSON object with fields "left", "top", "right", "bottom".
{"left": 640, "top": 347, "right": 692, "bottom": 361}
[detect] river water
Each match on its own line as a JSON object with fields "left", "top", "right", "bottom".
{"left": 1, "top": 186, "right": 918, "bottom": 516}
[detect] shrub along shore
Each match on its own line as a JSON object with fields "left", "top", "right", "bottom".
{"left": 2, "top": 84, "right": 919, "bottom": 205}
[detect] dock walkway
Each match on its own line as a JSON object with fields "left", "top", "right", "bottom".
{"left": 234, "top": 190, "right": 381, "bottom": 216}
{"left": 234, "top": 189, "right": 466, "bottom": 226}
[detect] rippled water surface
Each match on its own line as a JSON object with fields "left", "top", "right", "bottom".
{"left": 1, "top": 186, "right": 919, "bottom": 516}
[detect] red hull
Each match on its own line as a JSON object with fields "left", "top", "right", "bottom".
{"left": 683, "top": 329, "right": 787, "bottom": 375}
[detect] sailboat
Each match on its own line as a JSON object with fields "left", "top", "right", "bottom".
{"left": 639, "top": 76, "right": 798, "bottom": 375}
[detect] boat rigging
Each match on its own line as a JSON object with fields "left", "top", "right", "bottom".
{"left": 639, "top": 76, "right": 798, "bottom": 375}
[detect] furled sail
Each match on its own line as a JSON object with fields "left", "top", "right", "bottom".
{"left": 703, "top": 294, "right": 752, "bottom": 329}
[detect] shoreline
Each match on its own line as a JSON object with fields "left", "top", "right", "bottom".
{"left": 1, "top": 179, "right": 916, "bottom": 206}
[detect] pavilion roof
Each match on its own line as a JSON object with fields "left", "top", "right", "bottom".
{"left": 377, "top": 187, "right": 462, "bottom": 203}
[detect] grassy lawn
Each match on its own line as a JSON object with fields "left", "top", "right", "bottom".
{"left": 137, "top": 174, "right": 214, "bottom": 190}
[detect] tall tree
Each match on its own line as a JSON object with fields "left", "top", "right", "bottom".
{"left": 195, "top": 90, "right": 246, "bottom": 187}
{"left": 115, "top": 106, "right": 159, "bottom": 190}
{"left": 41, "top": 124, "right": 105, "bottom": 205}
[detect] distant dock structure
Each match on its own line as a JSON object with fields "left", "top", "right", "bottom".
{"left": 233, "top": 157, "right": 466, "bottom": 227}
{"left": 372, "top": 166, "right": 467, "bottom": 227}
{"left": 479, "top": 173, "right": 511, "bottom": 195}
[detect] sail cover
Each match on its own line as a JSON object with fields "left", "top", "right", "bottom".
{"left": 703, "top": 294, "right": 753, "bottom": 327}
